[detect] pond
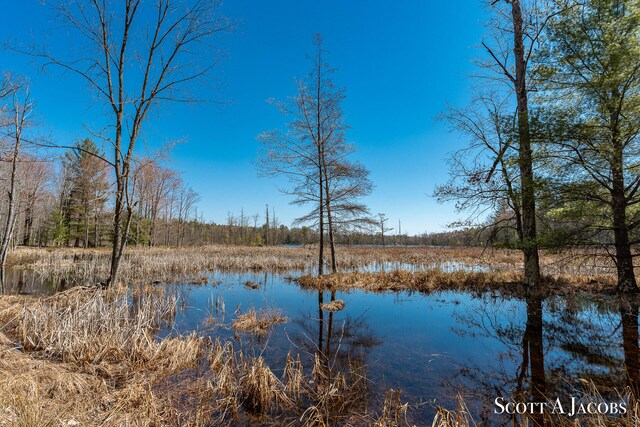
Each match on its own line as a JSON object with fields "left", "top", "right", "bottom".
{"left": 157, "top": 270, "right": 635, "bottom": 425}
{"left": 1, "top": 267, "right": 636, "bottom": 425}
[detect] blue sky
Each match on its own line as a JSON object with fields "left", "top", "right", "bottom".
{"left": 2, "top": 1, "right": 487, "bottom": 235}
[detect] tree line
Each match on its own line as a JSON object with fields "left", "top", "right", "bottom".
{"left": 0, "top": 117, "right": 417, "bottom": 253}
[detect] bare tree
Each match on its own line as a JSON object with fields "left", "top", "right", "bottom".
{"left": 176, "top": 184, "right": 200, "bottom": 247}
{"left": 0, "top": 79, "right": 33, "bottom": 270}
{"left": 19, "top": 155, "right": 51, "bottom": 246}
{"left": 442, "top": 0, "right": 559, "bottom": 290}
{"left": 28, "top": 0, "right": 232, "bottom": 286}
{"left": 435, "top": 92, "right": 524, "bottom": 246}
{"left": 259, "top": 34, "right": 371, "bottom": 274}
{"left": 377, "top": 213, "right": 393, "bottom": 247}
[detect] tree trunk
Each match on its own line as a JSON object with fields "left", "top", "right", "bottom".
{"left": 526, "top": 296, "right": 546, "bottom": 426}
{"left": 22, "top": 204, "right": 32, "bottom": 246}
{"left": 94, "top": 207, "right": 99, "bottom": 247}
{"left": 84, "top": 200, "right": 90, "bottom": 248}
{"left": 621, "top": 300, "right": 640, "bottom": 396}
{"left": 611, "top": 101, "right": 637, "bottom": 293}
{"left": 318, "top": 162, "right": 324, "bottom": 276}
{"left": 109, "top": 181, "right": 124, "bottom": 286}
{"left": 511, "top": 0, "right": 540, "bottom": 290}
{"left": 0, "top": 129, "right": 22, "bottom": 268}
{"left": 322, "top": 162, "right": 338, "bottom": 273}
{"left": 612, "top": 194, "right": 637, "bottom": 292}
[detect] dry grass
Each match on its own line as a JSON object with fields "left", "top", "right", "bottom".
{"left": 232, "top": 308, "right": 287, "bottom": 335}
{"left": 321, "top": 299, "right": 346, "bottom": 312}
{"left": 0, "top": 288, "right": 414, "bottom": 426}
{"left": 296, "top": 269, "right": 619, "bottom": 298}
{"left": 0, "top": 287, "right": 215, "bottom": 426}
{"left": 373, "top": 389, "right": 413, "bottom": 427}
{"left": 5, "top": 245, "right": 624, "bottom": 292}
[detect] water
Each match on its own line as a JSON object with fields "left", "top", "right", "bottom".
{"left": 0, "top": 269, "right": 73, "bottom": 294}
{"left": 2, "top": 268, "right": 636, "bottom": 424}
{"left": 155, "top": 271, "right": 634, "bottom": 424}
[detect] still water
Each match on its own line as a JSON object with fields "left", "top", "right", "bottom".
{"left": 2, "top": 268, "right": 637, "bottom": 424}
{"left": 157, "top": 271, "right": 634, "bottom": 424}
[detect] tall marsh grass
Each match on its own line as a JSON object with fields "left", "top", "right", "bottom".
{"left": 6, "top": 245, "right": 621, "bottom": 290}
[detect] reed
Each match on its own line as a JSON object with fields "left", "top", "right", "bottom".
{"left": 5, "top": 245, "right": 622, "bottom": 289}
{"left": 296, "top": 269, "right": 619, "bottom": 297}
{"left": 0, "top": 288, "right": 415, "bottom": 426}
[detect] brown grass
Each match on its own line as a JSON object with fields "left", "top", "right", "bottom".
{"left": 0, "top": 287, "right": 413, "bottom": 426}
{"left": 5, "top": 245, "right": 623, "bottom": 288}
{"left": 321, "top": 299, "right": 346, "bottom": 312}
{"left": 0, "top": 287, "right": 215, "bottom": 426}
{"left": 296, "top": 268, "right": 619, "bottom": 298}
{"left": 232, "top": 308, "right": 287, "bottom": 335}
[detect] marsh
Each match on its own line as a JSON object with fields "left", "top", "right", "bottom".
{"left": 1, "top": 245, "right": 638, "bottom": 425}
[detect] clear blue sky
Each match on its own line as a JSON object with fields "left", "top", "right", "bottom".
{"left": 2, "top": 1, "right": 487, "bottom": 235}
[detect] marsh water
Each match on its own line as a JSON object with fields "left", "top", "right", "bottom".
{"left": 3, "top": 267, "right": 638, "bottom": 425}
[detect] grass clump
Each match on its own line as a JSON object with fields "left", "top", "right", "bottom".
{"left": 232, "top": 308, "right": 286, "bottom": 335}
{"left": 296, "top": 268, "right": 617, "bottom": 298}
{"left": 321, "top": 299, "right": 345, "bottom": 312}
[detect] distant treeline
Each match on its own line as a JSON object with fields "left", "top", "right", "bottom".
{"left": 0, "top": 138, "right": 428, "bottom": 249}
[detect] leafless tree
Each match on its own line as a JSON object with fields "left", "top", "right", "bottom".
{"left": 19, "top": 155, "right": 51, "bottom": 246}
{"left": 435, "top": 92, "right": 524, "bottom": 245}
{"left": 27, "top": 0, "right": 232, "bottom": 286}
{"left": 444, "top": 0, "right": 559, "bottom": 290}
{"left": 377, "top": 213, "right": 393, "bottom": 247}
{"left": 0, "top": 78, "right": 33, "bottom": 270}
{"left": 259, "top": 34, "right": 372, "bottom": 274}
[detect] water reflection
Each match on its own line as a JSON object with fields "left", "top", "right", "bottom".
{"left": 448, "top": 292, "right": 639, "bottom": 425}
{"left": 293, "top": 289, "right": 382, "bottom": 422}
{"left": 621, "top": 300, "right": 640, "bottom": 396}
{"left": 293, "top": 291, "right": 382, "bottom": 365}
{"left": 0, "top": 268, "right": 70, "bottom": 295}
{"left": 526, "top": 297, "right": 545, "bottom": 427}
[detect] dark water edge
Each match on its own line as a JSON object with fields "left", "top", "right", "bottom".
{"left": 1, "top": 268, "right": 638, "bottom": 425}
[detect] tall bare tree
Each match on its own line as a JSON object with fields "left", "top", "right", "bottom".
{"left": 438, "top": 0, "right": 558, "bottom": 290}
{"left": 480, "top": 0, "right": 546, "bottom": 289}
{"left": 377, "top": 213, "right": 393, "bottom": 247}
{"left": 259, "top": 34, "right": 371, "bottom": 275}
{"left": 30, "top": 0, "right": 232, "bottom": 286}
{"left": 0, "top": 79, "right": 33, "bottom": 270}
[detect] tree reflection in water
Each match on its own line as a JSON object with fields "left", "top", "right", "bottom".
{"left": 291, "top": 290, "right": 382, "bottom": 420}
{"left": 449, "top": 292, "right": 638, "bottom": 425}
{"left": 621, "top": 299, "right": 640, "bottom": 397}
